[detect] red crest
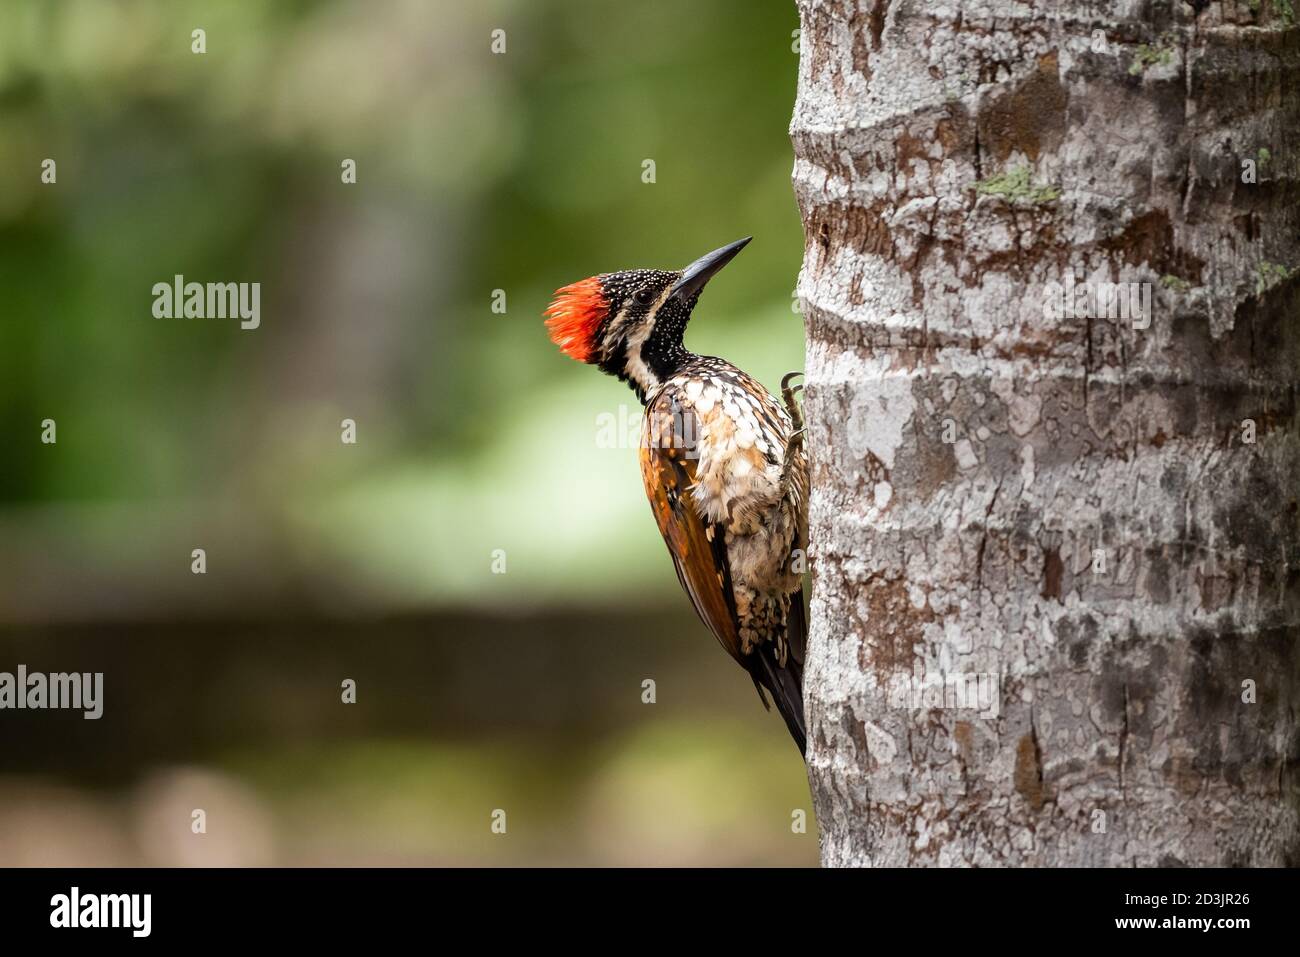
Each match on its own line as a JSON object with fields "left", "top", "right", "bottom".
{"left": 544, "top": 277, "right": 608, "bottom": 363}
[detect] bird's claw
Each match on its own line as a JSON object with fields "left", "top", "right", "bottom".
{"left": 781, "top": 371, "right": 805, "bottom": 432}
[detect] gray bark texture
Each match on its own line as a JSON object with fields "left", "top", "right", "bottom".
{"left": 791, "top": 0, "right": 1300, "bottom": 866}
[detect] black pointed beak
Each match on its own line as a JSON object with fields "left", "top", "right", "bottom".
{"left": 668, "top": 236, "right": 751, "bottom": 304}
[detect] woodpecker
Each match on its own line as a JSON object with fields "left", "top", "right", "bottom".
{"left": 545, "top": 238, "right": 809, "bottom": 754}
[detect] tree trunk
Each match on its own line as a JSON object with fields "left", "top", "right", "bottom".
{"left": 792, "top": 0, "right": 1300, "bottom": 866}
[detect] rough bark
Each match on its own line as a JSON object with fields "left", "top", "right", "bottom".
{"left": 792, "top": 0, "right": 1300, "bottom": 866}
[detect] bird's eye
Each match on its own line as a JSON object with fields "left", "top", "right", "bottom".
{"left": 633, "top": 288, "right": 655, "bottom": 306}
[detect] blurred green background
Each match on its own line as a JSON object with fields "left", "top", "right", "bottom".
{"left": 0, "top": 0, "right": 812, "bottom": 865}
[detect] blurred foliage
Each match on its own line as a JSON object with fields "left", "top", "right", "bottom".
{"left": 0, "top": 720, "right": 815, "bottom": 866}
{"left": 0, "top": 0, "right": 806, "bottom": 613}
{"left": 0, "top": 1, "right": 814, "bottom": 865}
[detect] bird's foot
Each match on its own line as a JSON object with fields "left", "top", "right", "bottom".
{"left": 778, "top": 373, "right": 806, "bottom": 499}
{"left": 780, "top": 371, "right": 805, "bottom": 432}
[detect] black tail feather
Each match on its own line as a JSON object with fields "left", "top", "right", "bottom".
{"left": 752, "top": 649, "right": 806, "bottom": 755}
{"left": 749, "top": 588, "right": 808, "bottom": 755}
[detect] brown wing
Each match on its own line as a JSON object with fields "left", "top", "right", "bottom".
{"left": 639, "top": 394, "right": 744, "bottom": 665}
